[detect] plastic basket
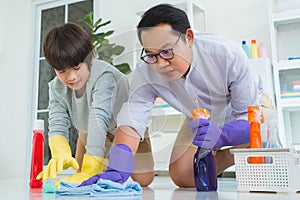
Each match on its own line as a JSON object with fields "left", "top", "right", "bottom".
{"left": 230, "top": 148, "right": 300, "bottom": 193}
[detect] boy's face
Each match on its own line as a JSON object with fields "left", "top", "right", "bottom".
{"left": 140, "top": 24, "right": 194, "bottom": 82}
{"left": 54, "top": 62, "right": 90, "bottom": 95}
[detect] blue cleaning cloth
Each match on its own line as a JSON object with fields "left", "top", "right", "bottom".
{"left": 43, "top": 181, "right": 56, "bottom": 193}
{"left": 56, "top": 179, "right": 142, "bottom": 198}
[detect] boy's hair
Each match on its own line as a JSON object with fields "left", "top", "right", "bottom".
{"left": 137, "top": 4, "right": 191, "bottom": 44}
{"left": 43, "top": 22, "right": 93, "bottom": 71}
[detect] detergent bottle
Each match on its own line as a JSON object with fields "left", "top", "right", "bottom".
{"left": 248, "top": 106, "right": 264, "bottom": 164}
{"left": 241, "top": 40, "right": 250, "bottom": 58}
{"left": 191, "top": 108, "right": 217, "bottom": 191}
{"left": 258, "top": 42, "right": 268, "bottom": 58}
{"left": 250, "top": 39, "right": 258, "bottom": 59}
{"left": 29, "top": 119, "right": 44, "bottom": 189}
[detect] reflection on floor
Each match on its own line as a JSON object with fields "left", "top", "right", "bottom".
{"left": 1, "top": 175, "right": 300, "bottom": 200}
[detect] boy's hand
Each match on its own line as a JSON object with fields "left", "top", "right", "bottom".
{"left": 36, "top": 135, "right": 79, "bottom": 181}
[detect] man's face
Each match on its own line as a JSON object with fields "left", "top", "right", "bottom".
{"left": 140, "top": 24, "right": 194, "bottom": 82}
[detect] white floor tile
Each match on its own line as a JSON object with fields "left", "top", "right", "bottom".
{"left": 1, "top": 176, "right": 299, "bottom": 200}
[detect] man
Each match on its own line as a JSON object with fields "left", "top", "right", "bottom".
{"left": 80, "top": 4, "right": 261, "bottom": 187}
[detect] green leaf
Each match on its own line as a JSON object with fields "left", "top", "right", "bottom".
{"left": 112, "top": 45, "right": 125, "bottom": 55}
{"left": 80, "top": 11, "right": 94, "bottom": 29}
{"left": 103, "top": 30, "right": 114, "bottom": 37}
{"left": 95, "top": 20, "right": 111, "bottom": 32}
{"left": 114, "top": 63, "right": 131, "bottom": 74}
{"left": 94, "top": 17, "right": 103, "bottom": 27}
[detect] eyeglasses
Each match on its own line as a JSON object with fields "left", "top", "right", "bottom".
{"left": 140, "top": 34, "right": 181, "bottom": 64}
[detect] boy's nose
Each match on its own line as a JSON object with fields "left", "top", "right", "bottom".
{"left": 67, "top": 70, "right": 77, "bottom": 82}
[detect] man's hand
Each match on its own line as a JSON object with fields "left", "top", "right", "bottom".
{"left": 188, "top": 119, "right": 250, "bottom": 149}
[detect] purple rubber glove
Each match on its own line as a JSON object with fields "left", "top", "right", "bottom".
{"left": 188, "top": 119, "right": 250, "bottom": 149}
{"left": 78, "top": 144, "right": 135, "bottom": 186}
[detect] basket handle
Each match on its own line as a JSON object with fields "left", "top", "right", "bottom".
{"left": 246, "top": 155, "right": 274, "bottom": 164}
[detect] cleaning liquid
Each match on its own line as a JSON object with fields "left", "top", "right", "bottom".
{"left": 248, "top": 106, "right": 264, "bottom": 164}
{"left": 250, "top": 39, "right": 258, "bottom": 59}
{"left": 29, "top": 119, "right": 44, "bottom": 189}
{"left": 191, "top": 108, "right": 217, "bottom": 191}
{"left": 241, "top": 40, "right": 250, "bottom": 58}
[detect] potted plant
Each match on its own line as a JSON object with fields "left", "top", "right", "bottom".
{"left": 78, "top": 11, "right": 131, "bottom": 74}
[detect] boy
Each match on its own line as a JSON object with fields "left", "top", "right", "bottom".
{"left": 80, "top": 4, "right": 261, "bottom": 187}
{"left": 36, "top": 23, "right": 153, "bottom": 187}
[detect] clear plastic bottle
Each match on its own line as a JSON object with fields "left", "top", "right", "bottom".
{"left": 264, "top": 108, "right": 282, "bottom": 148}
{"left": 29, "top": 119, "right": 44, "bottom": 189}
{"left": 241, "top": 40, "right": 250, "bottom": 58}
{"left": 250, "top": 39, "right": 258, "bottom": 59}
{"left": 191, "top": 108, "right": 217, "bottom": 191}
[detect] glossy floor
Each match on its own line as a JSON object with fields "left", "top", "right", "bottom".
{"left": 1, "top": 176, "right": 299, "bottom": 200}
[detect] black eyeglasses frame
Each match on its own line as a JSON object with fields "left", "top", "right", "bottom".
{"left": 140, "top": 34, "right": 182, "bottom": 64}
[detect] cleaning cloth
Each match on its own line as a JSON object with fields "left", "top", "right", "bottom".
{"left": 56, "top": 178, "right": 142, "bottom": 198}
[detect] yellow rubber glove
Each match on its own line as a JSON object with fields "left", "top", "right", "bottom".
{"left": 54, "top": 154, "right": 107, "bottom": 188}
{"left": 36, "top": 135, "right": 79, "bottom": 181}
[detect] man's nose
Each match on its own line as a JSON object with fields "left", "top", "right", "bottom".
{"left": 156, "top": 56, "right": 170, "bottom": 66}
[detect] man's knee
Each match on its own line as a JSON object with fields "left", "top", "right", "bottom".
{"left": 169, "top": 161, "right": 194, "bottom": 187}
{"left": 131, "top": 171, "right": 154, "bottom": 187}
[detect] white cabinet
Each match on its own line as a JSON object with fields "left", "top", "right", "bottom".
{"left": 268, "top": 0, "right": 300, "bottom": 148}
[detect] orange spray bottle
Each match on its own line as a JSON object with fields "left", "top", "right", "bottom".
{"left": 191, "top": 108, "right": 217, "bottom": 191}
{"left": 248, "top": 106, "right": 264, "bottom": 164}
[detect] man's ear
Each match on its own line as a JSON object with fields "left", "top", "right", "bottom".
{"left": 185, "top": 28, "right": 194, "bottom": 47}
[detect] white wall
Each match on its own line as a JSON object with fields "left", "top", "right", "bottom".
{"left": 0, "top": 0, "right": 271, "bottom": 179}
{"left": 99, "top": 0, "right": 271, "bottom": 67}
{"left": 203, "top": 0, "right": 271, "bottom": 58}
{"left": 0, "top": 0, "right": 34, "bottom": 179}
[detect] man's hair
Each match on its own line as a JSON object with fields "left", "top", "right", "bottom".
{"left": 43, "top": 22, "right": 93, "bottom": 71}
{"left": 137, "top": 4, "right": 191, "bottom": 44}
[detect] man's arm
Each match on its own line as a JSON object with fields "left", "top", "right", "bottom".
{"left": 114, "top": 126, "right": 141, "bottom": 154}
{"left": 78, "top": 125, "right": 141, "bottom": 186}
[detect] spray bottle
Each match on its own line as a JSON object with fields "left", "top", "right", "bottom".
{"left": 191, "top": 108, "right": 217, "bottom": 191}
{"left": 29, "top": 119, "right": 44, "bottom": 189}
{"left": 248, "top": 106, "right": 264, "bottom": 164}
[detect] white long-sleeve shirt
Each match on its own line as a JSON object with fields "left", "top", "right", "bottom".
{"left": 117, "top": 33, "right": 262, "bottom": 138}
